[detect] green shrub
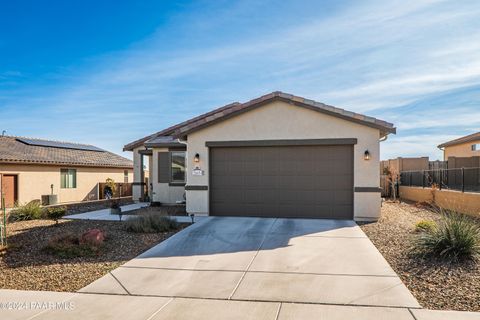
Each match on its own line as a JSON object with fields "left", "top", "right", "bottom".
{"left": 413, "top": 213, "right": 480, "bottom": 262}
{"left": 44, "top": 232, "right": 99, "bottom": 258}
{"left": 125, "top": 215, "right": 179, "bottom": 233}
{"left": 8, "top": 201, "right": 44, "bottom": 221}
{"left": 45, "top": 206, "right": 67, "bottom": 225}
{"left": 414, "top": 220, "right": 437, "bottom": 233}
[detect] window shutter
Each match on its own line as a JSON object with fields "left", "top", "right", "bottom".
{"left": 158, "top": 152, "right": 170, "bottom": 183}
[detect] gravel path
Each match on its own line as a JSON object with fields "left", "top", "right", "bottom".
{"left": 360, "top": 201, "right": 480, "bottom": 312}
{"left": 0, "top": 219, "right": 184, "bottom": 292}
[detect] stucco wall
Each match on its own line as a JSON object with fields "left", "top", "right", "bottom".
{"left": 399, "top": 186, "right": 480, "bottom": 217}
{"left": 0, "top": 164, "right": 132, "bottom": 205}
{"left": 185, "top": 100, "right": 382, "bottom": 220}
{"left": 444, "top": 140, "right": 480, "bottom": 159}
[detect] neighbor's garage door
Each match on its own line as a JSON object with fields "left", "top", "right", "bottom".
{"left": 210, "top": 145, "right": 353, "bottom": 219}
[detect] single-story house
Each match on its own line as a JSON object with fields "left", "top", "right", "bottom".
{"left": 124, "top": 92, "right": 396, "bottom": 221}
{"left": 438, "top": 131, "right": 480, "bottom": 160}
{"left": 0, "top": 135, "right": 133, "bottom": 207}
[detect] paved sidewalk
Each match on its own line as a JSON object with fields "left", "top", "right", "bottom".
{"left": 1, "top": 289, "right": 479, "bottom": 319}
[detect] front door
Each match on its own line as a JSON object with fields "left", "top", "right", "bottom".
{"left": 1, "top": 175, "right": 18, "bottom": 208}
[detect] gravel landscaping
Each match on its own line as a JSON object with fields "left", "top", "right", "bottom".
{"left": 0, "top": 218, "right": 185, "bottom": 292}
{"left": 360, "top": 201, "right": 480, "bottom": 312}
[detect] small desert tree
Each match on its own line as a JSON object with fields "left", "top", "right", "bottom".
{"left": 383, "top": 166, "right": 399, "bottom": 201}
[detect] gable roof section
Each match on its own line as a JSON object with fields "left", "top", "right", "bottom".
{"left": 0, "top": 136, "right": 133, "bottom": 168}
{"left": 124, "top": 91, "right": 396, "bottom": 151}
{"left": 438, "top": 132, "right": 480, "bottom": 149}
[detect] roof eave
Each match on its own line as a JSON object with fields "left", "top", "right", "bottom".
{"left": 173, "top": 96, "right": 396, "bottom": 139}
{"left": 0, "top": 159, "right": 133, "bottom": 169}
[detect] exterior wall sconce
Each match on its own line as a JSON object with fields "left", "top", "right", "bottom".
{"left": 194, "top": 153, "right": 200, "bottom": 163}
{"left": 364, "top": 150, "right": 371, "bottom": 160}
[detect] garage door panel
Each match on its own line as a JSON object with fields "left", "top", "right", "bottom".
{"left": 314, "top": 205, "right": 334, "bottom": 218}
{"left": 296, "top": 190, "right": 315, "bottom": 203}
{"left": 333, "top": 177, "right": 354, "bottom": 189}
{"left": 244, "top": 190, "right": 263, "bottom": 204}
{"left": 210, "top": 145, "right": 353, "bottom": 219}
{"left": 334, "top": 190, "right": 354, "bottom": 205}
{"left": 261, "top": 189, "right": 277, "bottom": 203}
{"left": 333, "top": 160, "right": 353, "bottom": 173}
{"left": 297, "top": 176, "right": 316, "bottom": 190}
{"left": 244, "top": 175, "right": 259, "bottom": 186}
{"left": 315, "top": 179, "right": 335, "bottom": 190}
{"left": 212, "top": 189, "right": 242, "bottom": 204}
{"left": 278, "top": 162, "right": 296, "bottom": 174}
{"left": 244, "top": 161, "right": 260, "bottom": 175}
{"left": 334, "top": 205, "right": 353, "bottom": 219}
{"left": 277, "top": 204, "right": 302, "bottom": 217}
{"left": 295, "top": 162, "right": 315, "bottom": 175}
{"left": 314, "top": 162, "right": 335, "bottom": 175}
{"left": 258, "top": 176, "right": 278, "bottom": 188}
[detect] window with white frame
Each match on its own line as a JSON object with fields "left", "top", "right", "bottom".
{"left": 60, "top": 169, "right": 77, "bottom": 188}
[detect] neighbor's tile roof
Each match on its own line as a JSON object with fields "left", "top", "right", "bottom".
{"left": 0, "top": 136, "right": 133, "bottom": 168}
{"left": 124, "top": 91, "right": 396, "bottom": 151}
{"left": 438, "top": 132, "right": 480, "bottom": 148}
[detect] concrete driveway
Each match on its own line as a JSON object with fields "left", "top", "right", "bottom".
{"left": 5, "top": 217, "right": 480, "bottom": 319}
{"left": 81, "top": 217, "right": 419, "bottom": 309}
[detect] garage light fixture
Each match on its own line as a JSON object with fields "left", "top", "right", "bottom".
{"left": 364, "top": 150, "right": 371, "bottom": 160}
{"left": 194, "top": 153, "right": 200, "bottom": 163}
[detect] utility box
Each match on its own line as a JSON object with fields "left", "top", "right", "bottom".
{"left": 41, "top": 195, "right": 58, "bottom": 206}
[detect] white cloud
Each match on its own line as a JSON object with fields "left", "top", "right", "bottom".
{"left": 2, "top": 0, "right": 480, "bottom": 157}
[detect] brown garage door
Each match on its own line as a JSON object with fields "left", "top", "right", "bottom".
{"left": 210, "top": 145, "right": 353, "bottom": 219}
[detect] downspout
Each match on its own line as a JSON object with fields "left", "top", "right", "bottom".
{"left": 438, "top": 146, "right": 445, "bottom": 161}
{"left": 177, "top": 138, "right": 188, "bottom": 203}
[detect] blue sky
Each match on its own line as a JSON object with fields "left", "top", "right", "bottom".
{"left": 1, "top": 0, "right": 479, "bottom": 160}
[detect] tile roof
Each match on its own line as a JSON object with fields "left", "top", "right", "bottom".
{"left": 124, "top": 91, "right": 396, "bottom": 151}
{"left": 0, "top": 136, "right": 133, "bottom": 168}
{"left": 438, "top": 132, "right": 480, "bottom": 148}
{"left": 144, "top": 136, "right": 184, "bottom": 148}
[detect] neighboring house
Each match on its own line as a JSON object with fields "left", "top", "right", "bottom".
{"left": 438, "top": 132, "right": 480, "bottom": 160}
{"left": 0, "top": 136, "right": 133, "bottom": 207}
{"left": 124, "top": 92, "right": 396, "bottom": 221}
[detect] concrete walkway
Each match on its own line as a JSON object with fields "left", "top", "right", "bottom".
{"left": 2, "top": 217, "right": 479, "bottom": 319}
{"left": 63, "top": 202, "right": 150, "bottom": 221}
{"left": 62, "top": 203, "right": 204, "bottom": 224}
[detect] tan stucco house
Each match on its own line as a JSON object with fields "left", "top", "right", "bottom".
{"left": 0, "top": 136, "right": 133, "bottom": 207}
{"left": 438, "top": 132, "right": 480, "bottom": 160}
{"left": 124, "top": 92, "right": 396, "bottom": 221}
